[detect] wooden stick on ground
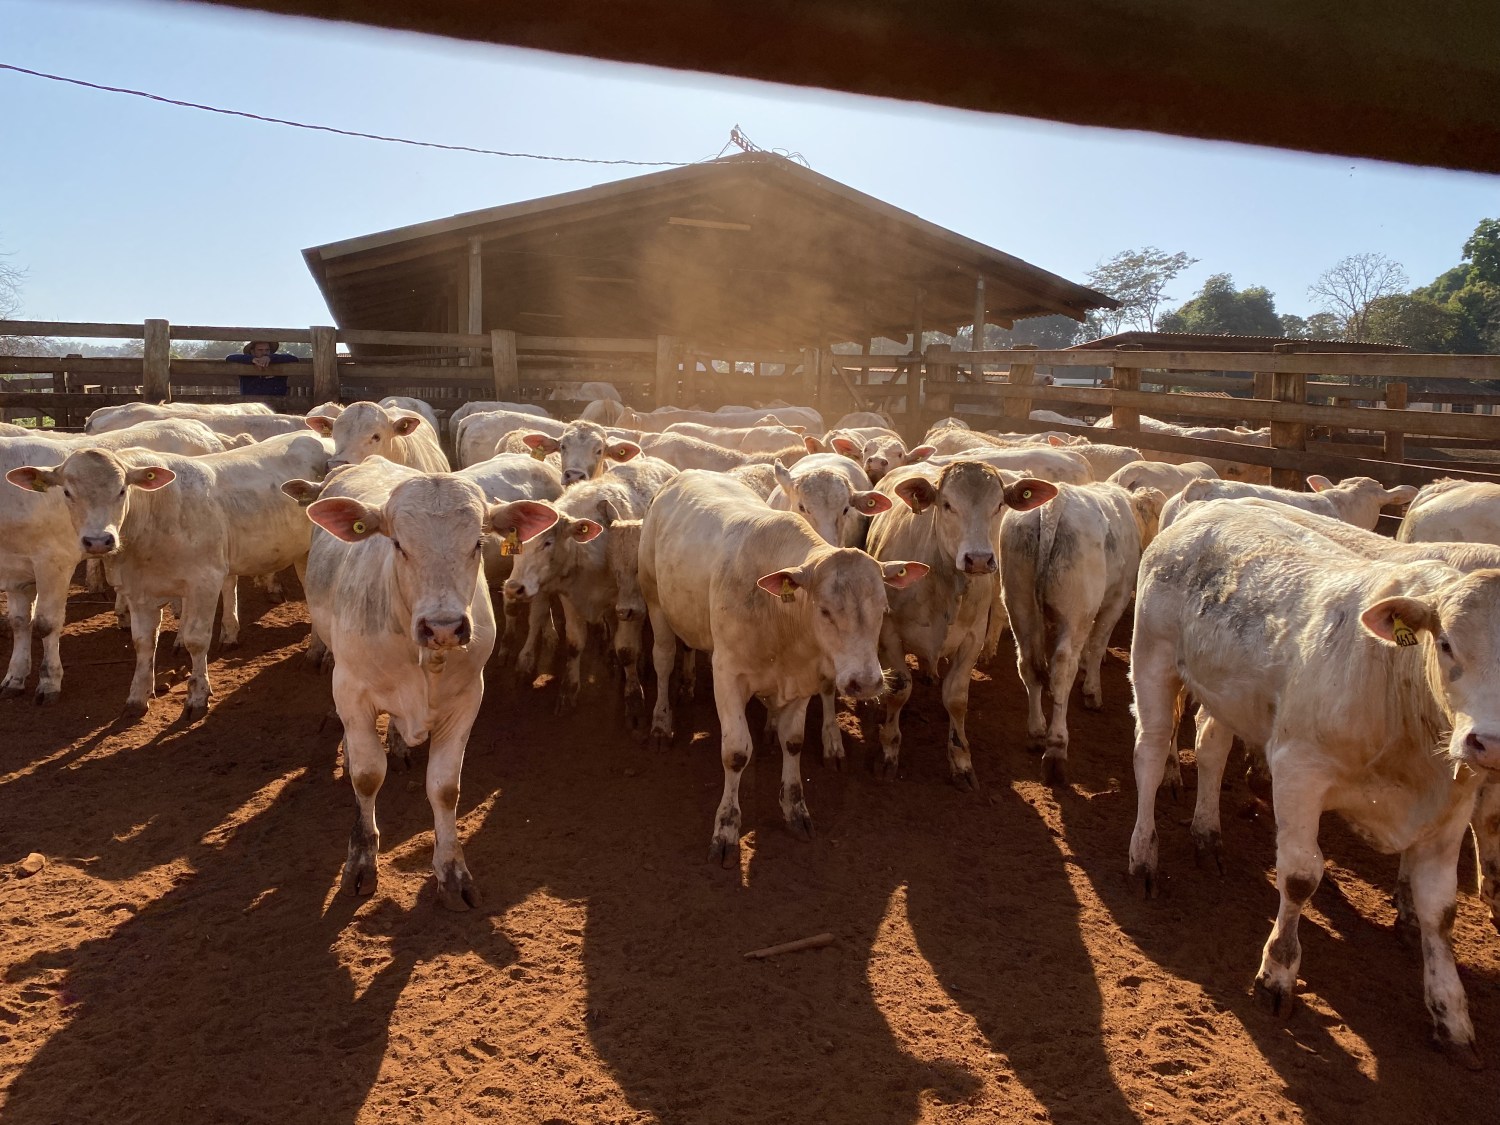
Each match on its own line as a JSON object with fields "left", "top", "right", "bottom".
{"left": 743, "top": 932, "right": 835, "bottom": 961}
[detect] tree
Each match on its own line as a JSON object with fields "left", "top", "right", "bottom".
{"left": 0, "top": 239, "right": 26, "bottom": 356}
{"left": 1083, "top": 247, "right": 1198, "bottom": 335}
{"left": 1362, "top": 294, "right": 1461, "bottom": 352}
{"left": 1278, "top": 314, "right": 1309, "bottom": 338}
{"left": 1463, "top": 219, "right": 1500, "bottom": 286}
{"left": 1157, "top": 273, "right": 1283, "bottom": 336}
{"left": 1308, "top": 252, "right": 1408, "bottom": 339}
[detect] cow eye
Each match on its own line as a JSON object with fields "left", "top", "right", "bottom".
{"left": 819, "top": 608, "right": 833, "bottom": 621}
{"left": 1439, "top": 636, "right": 1453, "bottom": 656}
{"left": 118, "top": 488, "right": 126, "bottom": 498}
{"left": 942, "top": 501, "right": 953, "bottom": 512}
{"left": 62, "top": 488, "right": 72, "bottom": 499}
{"left": 391, "top": 539, "right": 404, "bottom": 555}
{"left": 474, "top": 539, "right": 484, "bottom": 554}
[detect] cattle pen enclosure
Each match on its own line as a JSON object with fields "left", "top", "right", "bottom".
{"left": 4, "top": 318, "right": 1500, "bottom": 1124}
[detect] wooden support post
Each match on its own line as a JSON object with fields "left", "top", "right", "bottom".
{"left": 1270, "top": 370, "right": 1309, "bottom": 489}
{"left": 142, "top": 318, "right": 170, "bottom": 403}
{"left": 1110, "top": 344, "right": 1142, "bottom": 433}
{"left": 911, "top": 287, "right": 925, "bottom": 355}
{"left": 1001, "top": 343, "right": 1038, "bottom": 422}
{"left": 1383, "top": 381, "right": 1409, "bottom": 463}
{"left": 465, "top": 237, "right": 484, "bottom": 367}
{"left": 924, "top": 343, "right": 952, "bottom": 429}
{"left": 490, "top": 329, "right": 518, "bottom": 399}
{"left": 971, "top": 276, "right": 986, "bottom": 380}
{"left": 654, "top": 335, "right": 678, "bottom": 409}
{"left": 54, "top": 353, "right": 81, "bottom": 428}
{"left": 801, "top": 346, "right": 820, "bottom": 406}
{"left": 311, "top": 325, "right": 340, "bottom": 404}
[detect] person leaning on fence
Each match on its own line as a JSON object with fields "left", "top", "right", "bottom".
{"left": 226, "top": 340, "right": 299, "bottom": 397}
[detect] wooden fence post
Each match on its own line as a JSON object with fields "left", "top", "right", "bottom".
{"left": 1270, "top": 377, "right": 1308, "bottom": 489}
{"left": 490, "top": 329, "right": 518, "bottom": 399}
{"left": 1111, "top": 344, "right": 1142, "bottom": 433}
{"left": 311, "top": 325, "right": 340, "bottom": 404}
{"left": 924, "top": 343, "right": 952, "bottom": 430}
{"left": 800, "top": 346, "right": 820, "bottom": 407}
{"left": 1383, "top": 380, "right": 1409, "bottom": 463}
{"left": 1001, "top": 343, "right": 1038, "bottom": 422}
{"left": 143, "top": 319, "right": 170, "bottom": 403}
{"left": 54, "top": 353, "right": 81, "bottom": 429}
{"left": 465, "top": 237, "right": 484, "bottom": 367}
{"left": 654, "top": 335, "right": 678, "bottom": 409}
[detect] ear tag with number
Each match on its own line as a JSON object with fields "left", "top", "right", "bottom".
{"left": 500, "top": 529, "right": 521, "bottom": 556}
{"left": 779, "top": 582, "right": 796, "bottom": 604}
{"left": 1392, "top": 616, "right": 1418, "bottom": 647}
{"left": 530, "top": 445, "right": 546, "bottom": 461}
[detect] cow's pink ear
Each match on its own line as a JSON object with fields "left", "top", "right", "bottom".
{"left": 307, "top": 497, "right": 385, "bottom": 542}
{"left": 853, "top": 489, "right": 892, "bottom": 515}
{"left": 881, "top": 561, "right": 930, "bottom": 589}
{"left": 126, "top": 466, "right": 176, "bottom": 491}
{"left": 803, "top": 435, "right": 826, "bottom": 454}
{"left": 904, "top": 444, "right": 936, "bottom": 464}
{"left": 1004, "top": 478, "right": 1057, "bottom": 511}
{"left": 521, "top": 432, "right": 559, "bottom": 454}
{"left": 894, "top": 476, "right": 937, "bottom": 513}
{"left": 487, "top": 499, "right": 558, "bottom": 543}
{"left": 392, "top": 414, "right": 423, "bottom": 437}
{"left": 1361, "top": 595, "right": 1437, "bottom": 646}
{"left": 608, "top": 440, "right": 641, "bottom": 463}
{"left": 6, "top": 466, "right": 60, "bottom": 492}
{"left": 756, "top": 570, "right": 802, "bottom": 600}
{"left": 1306, "top": 474, "right": 1335, "bottom": 493}
{"left": 305, "top": 415, "right": 335, "bottom": 437}
{"left": 1047, "top": 435, "right": 1065, "bottom": 447}
{"left": 571, "top": 518, "right": 604, "bottom": 543}
{"left": 281, "top": 479, "right": 324, "bottom": 507}
{"left": 830, "top": 436, "right": 861, "bottom": 458}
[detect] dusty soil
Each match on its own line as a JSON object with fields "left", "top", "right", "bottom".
{"left": 2, "top": 579, "right": 1499, "bottom": 1125}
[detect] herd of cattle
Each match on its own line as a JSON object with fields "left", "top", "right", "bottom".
{"left": 4, "top": 385, "right": 1500, "bottom": 1064}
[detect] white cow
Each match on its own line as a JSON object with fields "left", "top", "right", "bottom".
{"left": 456, "top": 410, "right": 566, "bottom": 468}
{"left": 640, "top": 470, "right": 928, "bottom": 863}
{"left": 1160, "top": 474, "right": 1418, "bottom": 531}
{"left": 635, "top": 432, "right": 806, "bottom": 473}
{"left": 1107, "top": 459, "right": 1219, "bottom": 499}
{"left": 832, "top": 411, "right": 892, "bottom": 429}
{"left": 924, "top": 447, "right": 1093, "bottom": 486}
{"left": 308, "top": 400, "right": 449, "bottom": 472}
{"left": 866, "top": 462, "right": 1057, "bottom": 786}
{"left": 304, "top": 457, "right": 558, "bottom": 908}
{"left": 620, "top": 404, "right": 823, "bottom": 432}
{"left": 448, "top": 400, "right": 550, "bottom": 442}
{"left": 662, "top": 420, "right": 806, "bottom": 452}
{"left": 1000, "top": 481, "right": 1166, "bottom": 782}
{"left": 379, "top": 395, "right": 441, "bottom": 434}
{"left": 85, "top": 400, "right": 274, "bottom": 432}
{"left": 819, "top": 427, "right": 934, "bottom": 484}
{"left": 1128, "top": 502, "right": 1500, "bottom": 1061}
{"left": 767, "top": 454, "right": 890, "bottom": 548}
{"left": 503, "top": 458, "right": 679, "bottom": 701}
{"left": 1399, "top": 479, "right": 1500, "bottom": 545}
{"left": 1043, "top": 437, "right": 1142, "bottom": 479}
{"left": 520, "top": 420, "right": 642, "bottom": 487}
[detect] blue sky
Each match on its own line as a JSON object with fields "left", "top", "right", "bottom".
{"left": 3, "top": 0, "right": 1498, "bottom": 335}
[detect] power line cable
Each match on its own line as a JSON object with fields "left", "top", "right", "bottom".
{"left": 0, "top": 61, "right": 698, "bottom": 167}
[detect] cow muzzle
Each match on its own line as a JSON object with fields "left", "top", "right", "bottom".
{"left": 1462, "top": 730, "right": 1500, "bottom": 772}
{"left": 81, "top": 532, "right": 117, "bottom": 556}
{"left": 562, "top": 469, "right": 587, "bottom": 487}
{"left": 959, "top": 550, "right": 996, "bottom": 575}
{"left": 415, "top": 614, "right": 472, "bottom": 649}
{"left": 502, "top": 578, "right": 532, "bottom": 603}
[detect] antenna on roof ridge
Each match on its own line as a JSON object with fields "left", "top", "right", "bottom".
{"left": 727, "top": 125, "right": 811, "bottom": 168}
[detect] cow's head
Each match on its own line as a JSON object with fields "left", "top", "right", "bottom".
{"left": 527, "top": 420, "right": 640, "bottom": 487}
{"left": 774, "top": 460, "right": 890, "bottom": 547}
{"left": 308, "top": 476, "right": 557, "bottom": 650}
{"left": 309, "top": 401, "right": 424, "bottom": 469}
{"left": 500, "top": 499, "right": 604, "bottom": 602}
{"left": 893, "top": 462, "right": 1056, "bottom": 575}
{"left": 6, "top": 447, "right": 174, "bottom": 557}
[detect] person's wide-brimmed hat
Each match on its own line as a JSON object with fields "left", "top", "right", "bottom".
{"left": 242, "top": 340, "right": 279, "bottom": 354}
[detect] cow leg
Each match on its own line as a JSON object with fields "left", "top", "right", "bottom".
{"left": 942, "top": 631, "right": 985, "bottom": 790}
{"left": 647, "top": 602, "right": 678, "bottom": 750}
{"left": 1007, "top": 588, "right": 1049, "bottom": 751}
{"left": 776, "top": 695, "right": 813, "bottom": 838}
{"left": 1403, "top": 823, "right": 1479, "bottom": 1062}
{"left": 875, "top": 618, "right": 911, "bottom": 781}
{"left": 1080, "top": 585, "right": 1131, "bottom": 712}
{"left": 295, "top": 558, "right": 330, "bottom": 671}
{"left": 982, "top": 586, "right": 1009, "bottom": 664}
{"left": 818, "top": 688, "right": 844, "bottom": 768}
{"left": 30, "top": 564, "right": 70, "bottom": 705}
{"left": 1190, "top": 713, "right": 1234, "bottom": 872}
{"left": 1473, "top": 779, "right": 1500, "bottom": 934}
{"left": 514, "top": 596, "right": 549, "bottom": 681}
{"left": 123, "top": 599, "right": 163, "bottom": 720}
{"left": 1127, "top": 635, "right": 1183, "bottom": 894}
{"left": 556, "top": 595, "right": 586, "bottom": 713}
{"left": 339, "top": 705, "right": 385, "bottom": 897}
{"left": 1253, "top": 754, "right": 1329, "bottom": 1017}
{"left": 709, "top": 664, "right": 754, "bottom": 867}
{"left": 613, "top": 613, "right": 645, "bottom": 727}
{"left": 113, "top": 588, "right": 130, "bottom": 630}
{"left": 263, "top": 569, "right": 287, "bottom": 604}
{"left": 2, "top": 580, "right": 36, "bottom": 698}
{"left": 218, "top": 575, "right": 241, "bottom": 649}
{"left": 85, "top": 557, "right": 108, "bottom": 593}
{"left": 426, "top": 705, "right": 482, "bottom": 910}
{"left": 1041, "top": 622, "right": 1084, "bottom": 786}
{"left": 178, "top": 584, "right": 217, "bottom": 721}
{"left": 675, "top": 646, "right": 698, "bottom": 701}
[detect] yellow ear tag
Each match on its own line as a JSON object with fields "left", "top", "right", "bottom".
{"left": 779, "top": 582, "right": 796, "bottom": 604}
{"left": 30, "top": 479, "right": 45, "bottom": 492}
{"left": 1392, "top": 616, "right": 1419, "bottom": 647}
{"left": 351, "top": 519, "right": 367, "bottom": 535}
{"left": 530, "top": 445, "right": 546, "bottom": 461}
{"left": 500, "top": 529, "right": 521, "bottom": 556}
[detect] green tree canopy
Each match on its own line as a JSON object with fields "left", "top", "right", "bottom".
{"left": 1158, "top": 274, "right": 1283, "bottom": 336}
{"left": 1363, "top": 294, "right": 1461, "bottom": 352}
{"left": 1082, "top": 247, "right": 1198, "bottom": 336}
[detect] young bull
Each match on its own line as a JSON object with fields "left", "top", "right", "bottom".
{"left": 1001, "top": 481, "right": 1166, "bottom": 783}
{"left": 1159, "top": 474, "right": 1418, "bottom": 531}
{"left": 640, "top": 471, "right": 929, "bottom": 864}
{"left": 818, "top": 428, "right": 935, "bottom": 485}
{"left": 304, "top": 458, "right": 558, "bottom": 909}
{"left": 307, "top": 400, "right": 450, "bottom": 473}
{"left": 865, "top": 461, "right": 1057, "bottom": 787}
{"left": 1128, "top": 503, "right": 1500, "bottom": 1063}
{"left": 520, "top": 419, "right": 642, "bottom": 487}
{"left": 768, "top": 453, "right": 890, "bottom": 548}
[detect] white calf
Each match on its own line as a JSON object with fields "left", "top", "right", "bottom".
{"left": 1160, "top": 474, "right": 1417, "bottom": 531}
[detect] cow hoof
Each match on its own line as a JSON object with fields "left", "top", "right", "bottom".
{"left": 787, "top": 807, "right": 814, "bottom": 841}
{"left": 708, "top": 836, "right": 740, "bottom": 869}
{"left": 951, "top": 766, "right": 977, "bottom": 792}
{"left": 1129, "top": 862, "right": 1159, "bottom": 900}
{"left": 873, "top": 756, "right": 899, "bottom": 782}
{"left": 1159, "top": 773, "right": 1182, "bottom": 802}
{"left": 647, "top": 727, "right": 673, "bottom": 752}
{"left": 219, "top": 639, "right": 241, "bottom": 652}
{"left": 340, "top": 856, "right": 378, "bottom": 898}
{"left": 1252, "top": 974, "right": 1296, "bottom": 1018}
{"left": 822, "top": 751, "right": 845, "bottom": 772}
{"left": 34, "top": 687, "right": 59, "bottom": 706}
{"left": 1041, "top": 755, "right": 1068, "bottom": 787}
{"left": 553, "top": 690, "right": 577, "bottom": 716}
{"left": 1082, "top": 693, "right": 1104, "bottom": 712}
{"left": 1192, "top": 831, "right": 1225, "bottom": 875}
{"left": 437, "top": 868, "right": 480, "bottom": 911}
{"left": 0, "top": 682, "right": 24, "bottom": 701}
{"left": 1433, "top": 1031, "right": 1484, "bottom": 1071}
{"left": 267, "top": 589, "right": 287, "bottom": 606}
{"left": 1026, "top": 733, "right": 1047, "bottom": 753}
{"left": 181, "top": 700, "right": 208, "bottom": 723}
{"left": 121, "top": 700, "right": 149, "bottom": 722}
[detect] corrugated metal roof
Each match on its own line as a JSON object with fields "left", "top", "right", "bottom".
{"left": 1071, "top": 331, "right": 1411, "bottom": 353}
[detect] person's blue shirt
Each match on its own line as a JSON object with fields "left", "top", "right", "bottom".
{"left": 226, "top": 344, "right": 298, "bottom": 396}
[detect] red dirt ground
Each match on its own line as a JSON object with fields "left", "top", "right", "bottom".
{"left": 2, "top": 580, "right": 1499, "bottom": 1125}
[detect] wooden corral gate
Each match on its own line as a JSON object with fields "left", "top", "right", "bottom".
{"left": 5, "top": 318, "right": 1500, "bottom": 491}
